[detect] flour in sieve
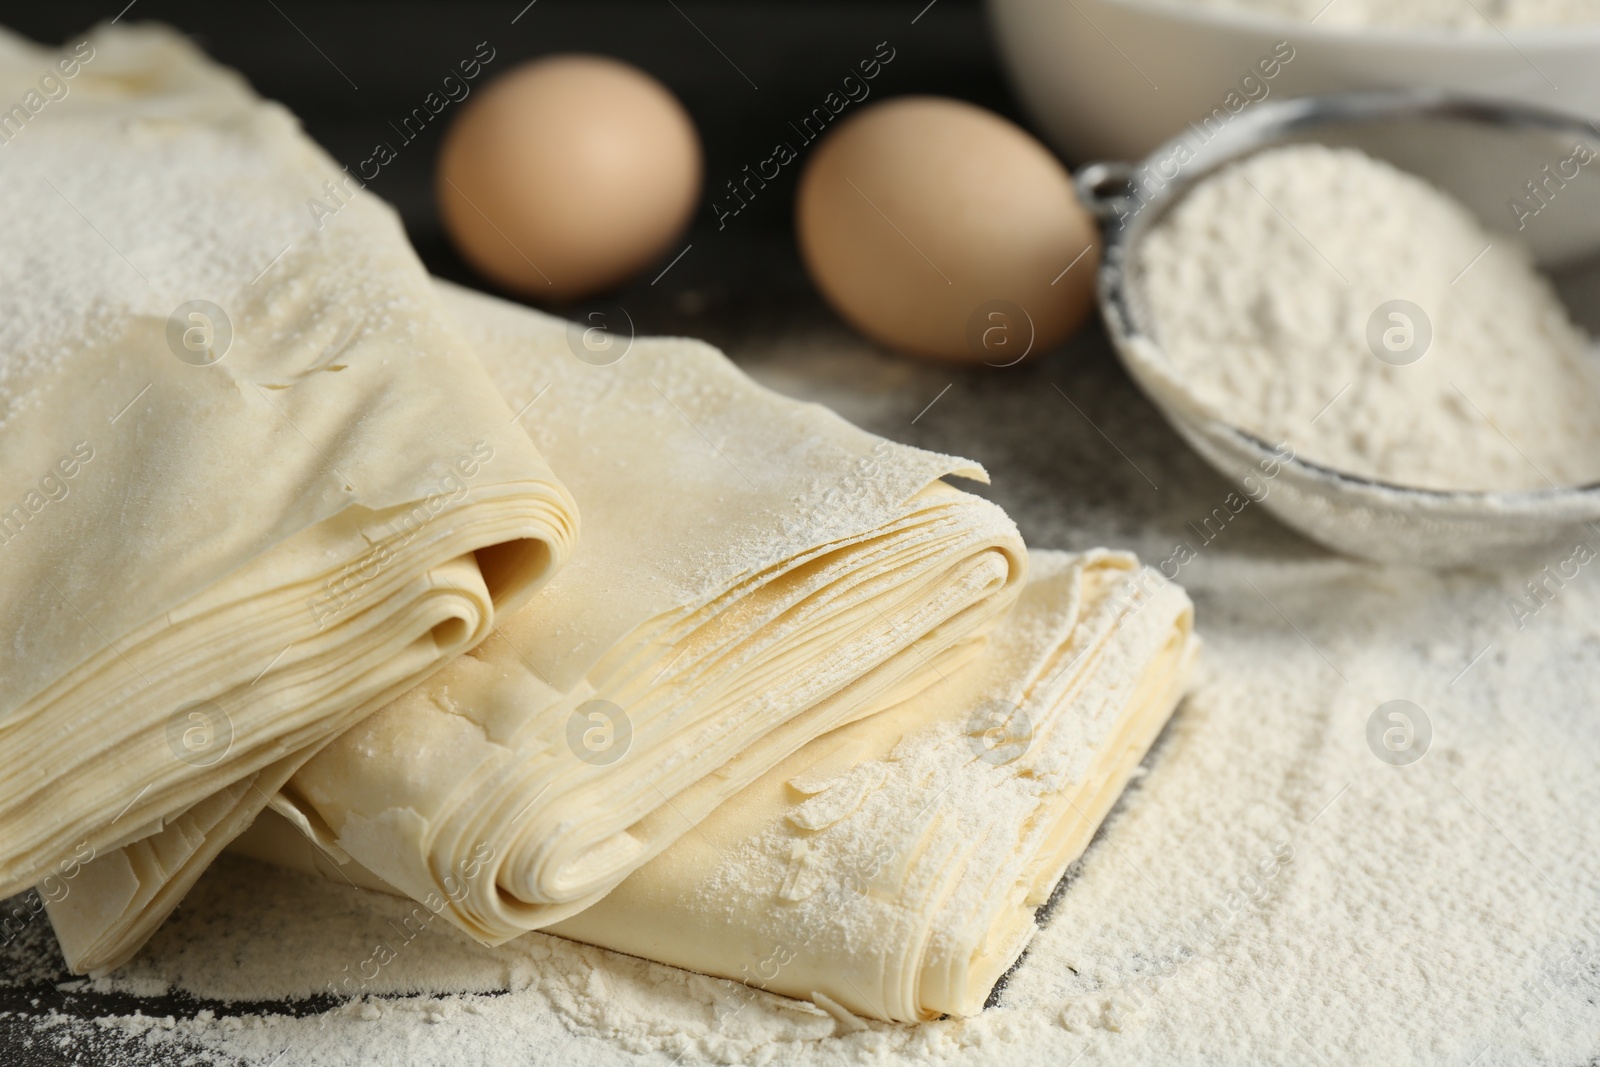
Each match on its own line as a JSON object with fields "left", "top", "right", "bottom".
{"left": 1139, "top": 143, "right": 1600, "bottom": 492}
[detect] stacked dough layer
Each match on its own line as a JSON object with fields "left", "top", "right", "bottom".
{"left": 553, "top": 549, "right": 1196, "bottom": 1021}
{"left": 229, "top": 295, "right": 1196, "bottom": 1022}
{"left": 0, "top": 26, "right": 576, "bottom": 919}
{"left": 235, "top": 539, "right": 1195, "bottom": 1022}
{"left": 261, "top": 283, "right": 1031, "bottom": 948}
{"left": 22, "top": 25, "right": 1199, "bottom": 1020}
{"left": 49, "top": 272, "right": 1028, "bottom": 970}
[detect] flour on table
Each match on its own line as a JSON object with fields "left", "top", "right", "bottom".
{"left": 1139, "top": 143, "right": 1600, "bottom": 492}
{"left": 9, "top": 540, "right": 1600, "bottom": 1067}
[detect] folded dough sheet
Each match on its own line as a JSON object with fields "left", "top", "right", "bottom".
{"left": 270, "top": 283, "right": 1027, "bottom": 938}
{"left": 552, "top": 549, "right": 1196, "bottom": 1021}
{"left": 52, "top": 278, "right": 1028, "bottom": 969}
{"left": 0, "top": 24, "right": 576, "bottom": 924}
{"left": 240, "top": 548, "right": 1195, "bottom": 1022}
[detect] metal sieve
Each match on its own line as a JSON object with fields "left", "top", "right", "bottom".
{"left": 1077, "top": 90, "right": 1600, "bottom": 569}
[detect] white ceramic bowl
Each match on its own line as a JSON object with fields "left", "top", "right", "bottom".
{"left": 987, "top": 0, "right": 1600, "bottom": 162}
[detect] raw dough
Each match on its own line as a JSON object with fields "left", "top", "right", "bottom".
{"left": 551, "top": 549, "right": 1195, "bottom": 1021}
{"left": 272, "top": 282, "right": 1028, "bottom": 943}
{"left": 0, "top": 25, "right": 576, "bottom": 917}
{"left": 241, "top": 549, "right": 1196, "bottom": 1022}
{"left": 52, "top": 279, "right": 1027, "bottom": 971}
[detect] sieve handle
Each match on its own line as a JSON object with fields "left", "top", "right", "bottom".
{"left": 1074, "top": 161, "right": 1139, "bottom": 223}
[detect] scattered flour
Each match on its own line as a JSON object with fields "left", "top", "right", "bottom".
{"left": 7, "top": 543, "right": 1599, "bottom": 1066}
{"left": 1140, "top": 144, "right": 1600, "bottom": 492}
{"left": 1155, "top": 0, "right": 1600, "bottom": 29}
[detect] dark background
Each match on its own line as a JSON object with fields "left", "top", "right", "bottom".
{"left": 8, "top": 0, "right": 1027, "bottom": 342}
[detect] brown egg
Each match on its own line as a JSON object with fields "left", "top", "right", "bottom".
{"left": 796, "top": 96, "right": 1099, "bottom": 364}
{"left": 437, "top": 55, "right": 701, "bottom": 302}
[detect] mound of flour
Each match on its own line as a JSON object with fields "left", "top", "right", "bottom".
{"left": 1160, "top": 0, "right": 1600, "bottom": 29}
{"left": 1139, "top": 143, "right": 1600, "bottom": 492}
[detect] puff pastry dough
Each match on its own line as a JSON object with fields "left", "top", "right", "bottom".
{"left": 271, "top": 283, "right": 1027, "bottom": 940}
{"left": 52, "top": 277, "right": 1027, "bottom": 970}
{"left": 552, "top": 549, "right": 1196, "bottom": 1021}
{"left": 241, "top": 549, "right": 1195, "bottom": 1022}
{"left": 0, "top": 25, "right": 575, "bottom": 949}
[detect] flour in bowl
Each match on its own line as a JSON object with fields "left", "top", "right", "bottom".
{"left": 1138, "top": 143, "right": 1600, "bottom": 492}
